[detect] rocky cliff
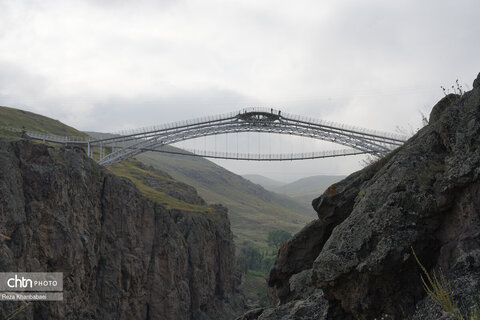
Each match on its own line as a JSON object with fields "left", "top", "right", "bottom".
{"left": 239, "top": 73, "right": 480, "bottom": 320}
{"left": 0, "top": 140, "right": 243, "bottom": 319}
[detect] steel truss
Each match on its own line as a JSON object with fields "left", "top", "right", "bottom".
{"left": 22, "top": 108, "right": 406, "bottom": 166}
{"left": 88, "top": 108, "right": 406, "bottom": 166}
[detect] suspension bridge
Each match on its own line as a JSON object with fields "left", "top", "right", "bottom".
{"left": 21, "top": 107, "right": 407, "bottom": 166}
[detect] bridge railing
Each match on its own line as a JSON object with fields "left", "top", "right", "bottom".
{"left": 227, "top": 107, "right": 406, "bottom": 141}
{"left": 238, "top": 107, "right": 282, "bottom": 115}
{"left": 154, "top": 146, "right": 369, "bottom": 160}
{"left": 25, "top": 131, "right": 90, "bottom": 143}
{"left": 0, "top": 126, "right": 90, "bottom": 143}
{"left": 111, "top": 110, "right": 241, "bottom": 137}
{"left": 109, "top": 107, "right": 407, "bottom": 143}
{"left": 279, "top": 111, "right": 407, "bottom": 141}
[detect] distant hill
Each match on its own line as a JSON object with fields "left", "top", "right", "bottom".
{"left": 244, "top": 174, "right": 345, "bottom": 209}
{"left": 242, "top": 174, "right": 286, "bottom": 189}
{"left": 273, "top": 175, "right": 345, "bottom": 196}
{"left": 0, "top": 106, "right": 88, "bottom": 138}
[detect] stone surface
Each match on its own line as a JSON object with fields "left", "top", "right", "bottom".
{"left": 428, "top": 94, "right": 460, "bottom": 124}
{"left": 310, "top": 75, "right": 480, "bottom": 319}
{"left": 236, "top": 289, "right": 329, "bottom": 320}
{"left": 0, "top": 141, "right": 243, "bottom": 320}
{"left": 267, "top": 164, "right": 380, "bottom": 306}
{"left": 239, "top": 74, "right": 480, "bottom": 319}
{"left": 473, "top": 72, "right": 480, "bottom": 88}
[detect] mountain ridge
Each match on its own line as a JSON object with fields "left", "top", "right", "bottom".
{"left": 242, "top": 174, "right": 286, "bottom": 189}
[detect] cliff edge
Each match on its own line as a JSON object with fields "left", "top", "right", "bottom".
{"left": 0, "top": 140, "right": 243, "bottom": 319}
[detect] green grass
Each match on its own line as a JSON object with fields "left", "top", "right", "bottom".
{"left": 243, "top": 272, "right": 269, "bottom": 308}
{"left": 0, "top": 127, "right": 21, "bottom": 140}
{"left": 109, "top": 159, "right": 212, "bottom": 213}
{"left": 0, "top": 106, "right": 88, "bottom": 138}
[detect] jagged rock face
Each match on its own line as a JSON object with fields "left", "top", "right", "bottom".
{"left": 242, "top": 73, "right": 480, "bottom": 320}
{"left": 310, "top": 75, "right": 480, "bottom": 319}
{"left": 238, "top": 289, "right": 329, "bottom": 320}
{"left": 0, "top": 141, "right": 242, "bottom": 320}
{"left": 267, "top": 164, "right": 381, "bottom": 306}
{"left": 473, "top": 72, "right": 480, "bottom": 88}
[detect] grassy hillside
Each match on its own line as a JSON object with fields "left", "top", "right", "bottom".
{"left": 242, "top": 174, "right": 286, "bottom": 189}
{"left": 273, "top": 175, "right": 345, "bottom": 195}
{"left": 135, "top": 151, "right": 315, "bottom": 249}
{"left": 244, "top": 174, "right": 345, "bottom": 209}
{"left": 109, "top": 159, "right": 212, "bottom": 213}
{"left": 0, "top": 106, "right": 88, "bottom": 139}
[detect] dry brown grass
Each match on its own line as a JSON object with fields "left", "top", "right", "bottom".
{"left": 412, "top": 247, "right": 479, "bottom": 320}
{"left": 5, "top": 301, "right": 30, "bottom": 320}
{"left": 0, "top": 233, "right": 11, "bottom": 240}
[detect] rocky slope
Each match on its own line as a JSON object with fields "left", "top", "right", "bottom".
{"left": 238, "top": 73, "right": 480, "bottom": 320}
{"left": 0, "top": 140, "right": 243, "bottom": 319}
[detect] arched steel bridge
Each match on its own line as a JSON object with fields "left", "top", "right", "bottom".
{"left": 23, "top": 107, "right": 407, "bottom": 166}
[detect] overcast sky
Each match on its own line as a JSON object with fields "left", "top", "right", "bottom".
{"left": 1, "top": 0, "right": 479, "bottom": 181}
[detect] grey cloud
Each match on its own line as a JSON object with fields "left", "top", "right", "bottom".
{"left": 90, "top": 88, "right": 262, "bottom": 132}
{"left": 1, "top": 0, "right": 480, "bottom": 179}
{"left": 0, "top": 61, "right": 50, "bottom": 107}
{"left": 83, "top": 0, "right": 181, "bottom": 11}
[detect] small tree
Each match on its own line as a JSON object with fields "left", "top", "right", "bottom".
{"left": 261, "top": 255, "right": 276, "bottom": 273}
{"left": 267, "top": 229, "right": 291, "bottom": 250}
{"left": 238, "top": 245, "right": 263, "bottom": 273}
